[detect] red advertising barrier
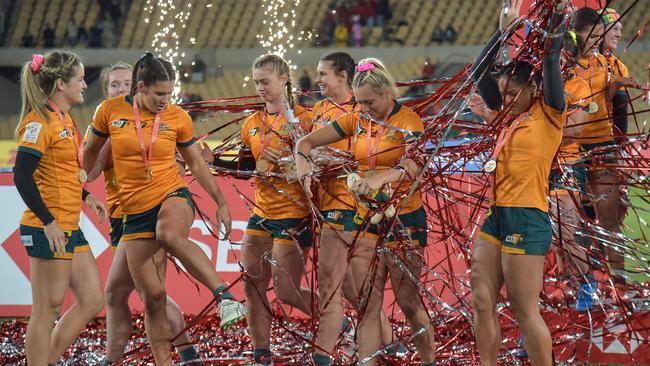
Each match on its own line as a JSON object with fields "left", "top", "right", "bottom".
{"left": 2, "top": 171, "right": 649, "bottom": 364}
{"left": 0, "top": 173, "right": 258, "bottom": 317}
{"left": 0, "top": 172, "right": 476, "bottom": 318}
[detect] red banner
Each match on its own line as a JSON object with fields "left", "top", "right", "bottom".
{"left": 2, "top": 172, "right": 649, "bottom": 364}
{"left": 0, "top": 173, "right": 258, "bottom": 317}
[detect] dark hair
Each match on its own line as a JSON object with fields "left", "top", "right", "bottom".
{"left": 320, "top": 51, "right": 356, "bottom": 86}
{"left": 572, "top": 7, "right": 600, "bottom": 32}
{"left": 498, "top": 60, "right": 541, "bottom": 87}
{"left": 130, "top": 52, "right": 175, "bottom": 95}
{"left": 571, "top": 7, "right": 601, "bottom": 55}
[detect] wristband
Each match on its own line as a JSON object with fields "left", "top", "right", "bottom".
{"left": 299, "top": 174, "right": 310, "bottom": 186}
{"left": 296, "top": 151, "right": 311, "bottom": 162}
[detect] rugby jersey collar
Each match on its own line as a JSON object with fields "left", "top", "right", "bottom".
{"left": 388, "top": 100, "right": 402, "bottom": 120}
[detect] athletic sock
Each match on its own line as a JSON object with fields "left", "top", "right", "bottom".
{"left": 312, "top": 353, "right": 332, "bottom": 366}
{"left": 212, "top": 284, "right": 235, "bottom": 302}
{"left": 253, "top": 347, "right": 272, "bottom": 365}
{"left": 179, "top": 345, "right": 200, "bottom": 361}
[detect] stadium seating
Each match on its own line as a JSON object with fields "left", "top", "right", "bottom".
{"left": 5, "top": 0, "right": 650, "bottom": 49}
{"left": 8, "top": 0, "right": 99, "bottom": 47}
{"left": 1, "top": 0, "right": 648, "bottom": 140}
{"left": 115, "top": 0, "right": 329, "bottom": 49}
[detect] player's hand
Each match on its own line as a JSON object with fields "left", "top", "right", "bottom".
{"left": 199, "top": 141, "right": 215, "bottom": 164}
{"left": 350, "top": 175, "right": 383, "bottom": 196}
{"left": 299, "top": 174, "right": 319, "bottom": 199}
{"left": 499, "top": 0, "right": 522, "bottom": 32}
{"left": 85, "top": 193, "right": 107, "bottom": 224}
{"left": 468, "top": 93, "right": 497, "bottom": 122}
{"left": 44, "top": 220, "right": 67, "bottom": 257}
{"left": 262, "top": 147, "right": 282, "bottom": 164}
{"left": 214, "top": 204, "right": 232, "bottom": 240}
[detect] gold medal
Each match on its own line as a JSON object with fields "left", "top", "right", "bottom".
{"left": 280, "top": 156, "right": 298, "bottom": 183}
{"left": 78, "top": 169, "right": 87, "bottom": 183}
{"left": 145, "top": 167, "right": 153, "bottom": 182}
{"left": 484, "top": 159, "right": 497, "bottom": 173}
{"left": 588, "top": 101, "right": 599, "bottom": 114}
{"left": 346, "top": 172, "right": 361, "bottom": 191}
{"left": 256, "top": 159, "right": 269, "bottom": 172}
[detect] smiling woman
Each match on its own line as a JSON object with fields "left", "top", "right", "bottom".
{"left": 295, "top": 57, "right": 435, "bottom": 366}
{"left": 83, "top": 52, "right": 247, "bottom": 365}
{"left": 12, "top": 50, "right": 107, "bottom": 366}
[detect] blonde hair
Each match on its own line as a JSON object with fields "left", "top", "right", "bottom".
{"left": 252, "top": 54, "right": 297, "bottom": 108}
{"left": 352, "top": 57, "right": 399, "bottom": 98}
{"left": 18, "top": 51, "right": 82, "bottom": 136}
{"left": 100, "top": 61, "right": 133, "bottom": 97}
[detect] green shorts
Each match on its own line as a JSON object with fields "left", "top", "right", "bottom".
{"left": 109, "top": 217, "right": 123, "bottom": 249}
{"left": 20, "top": 225, "right": 91, "bottom": 260}
{"left": 353, "top": 207, "right": 428, "bottom": 247}
{"left": 321, "top": 209, "right": 356, "bottom": 232}
{"left": 580, "top": 140, "right": 618, "bottom": 169}
{"left": 549, "top": 163, "right": 587, "bottom": 194}
{"left": 479, "top": 206, "right": 552, "bottom": 256}
{"left": 245, "top": 214, "right": 313, "bottom": 247}
{"left": 122, "top": 187, "right": 195, "bottom": 242}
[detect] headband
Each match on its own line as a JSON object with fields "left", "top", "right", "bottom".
{"left": 599, "top": 8, "right": 620, "bottom": 26}
{"left": 568, "top": 30, "right": 578, "bottom": 46}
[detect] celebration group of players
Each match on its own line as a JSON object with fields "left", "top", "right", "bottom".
{"left": 13, "top": 0, "right": 637, "bottom": 365}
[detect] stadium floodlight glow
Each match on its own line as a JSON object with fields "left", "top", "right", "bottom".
{"left": 244, "top": 0, "right": 313, "bottom": 88}
{"left": 144, "top": 0, "right": 192, "bottom": 101}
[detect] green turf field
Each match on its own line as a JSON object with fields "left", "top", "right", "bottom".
{"left": 623, "top": 188, "right": 650, "bottom": 283}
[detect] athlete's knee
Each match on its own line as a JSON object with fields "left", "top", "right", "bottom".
{"left": 243, "top": 276, "right": 267, "bottom": 303}
{"left": 342, "top": 288, "right": 359, "bottom": 309}
{"left": 318, "top": 275, "right": 339, "bottom": 303}
{"left": 141, "top": 289, "right": 168, "bottom": 314}
{"left": 156, "top": 229, "right": 183, "bottom": 251}
{"left": 31, "top": 301, "right": 62, "bottom": 325}
{"left": 394, "top": 287, "right": 427, "bottom": 321}
{"left": 274, "top": 280, "right": 301, "bottom": 306}
{"left": 80, "top": 291, "right": 105, "bottom": 316}
{"left": 106, "top": 284, "right": 132, "bottom": 309}
{"left": 508, "top": 296, "right": 539, "bottom": 321}
{"left": 471, "top": 286, "right": 497, "bottom": 316}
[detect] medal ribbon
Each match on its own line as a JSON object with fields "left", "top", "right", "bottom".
{"left": 325, "top": 93, "right": 354, "bottom": 120}
{"left": 366, "top": 100, "right": 394, "bottom": 170}
{"left": 48, "top": 99, "right": 83, "bottom": 168}
{"left": 258, "top": 108, "right": 285, "bottom": 159}
{"left": 133, "top": 95, "right": 161, "bottom": 180}
{"left": 489, "top": 117, "right": 522, "bottom": 163}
